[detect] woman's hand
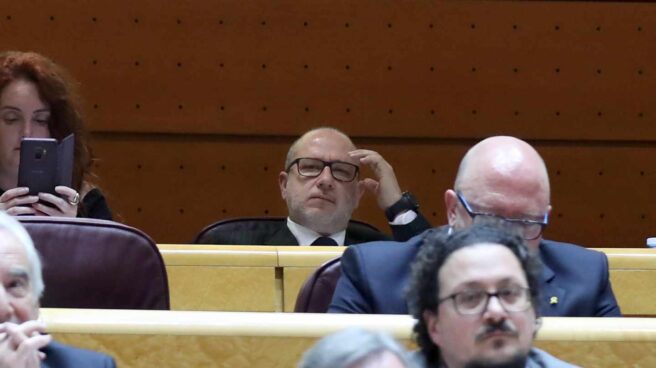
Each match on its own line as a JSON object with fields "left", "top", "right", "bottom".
{"left": 0, "top": 188, "right": 38, "bottom": 216}
{"left": 32, "top": 186, "right": 80, "bottom": 217}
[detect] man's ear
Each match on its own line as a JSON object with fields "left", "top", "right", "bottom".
{"left": 423, "top": 309, "right": 442, "bottom": 346}
{"left": 444, "top": 189, "right": 458, "bottom": 226}
{"left": 278, "top": 171, "right": 289, "bottom": 200}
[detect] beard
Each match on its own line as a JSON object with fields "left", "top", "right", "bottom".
{"left": 297, "top": 207, "right": 350, "bottom": 234}
{"left": 460, "top": 319, "right": 527, "bottom": 368}
{"left": 287, "top": 196, "right": 352, "bottom": 235}
{"left": 462, "top": 352, "right": 528, "bottom": 368}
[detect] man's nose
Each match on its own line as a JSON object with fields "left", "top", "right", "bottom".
{"left": 483, "top": 295, "right": 508, "bottom": 321}
{"left": 315, "top": 166, "right": 335, "bottom": 188}
{"left": 0, "top": 287, "right": 13, "bottom": 323}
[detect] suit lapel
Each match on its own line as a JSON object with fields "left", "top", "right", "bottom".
{"left": 267, "top": 224, "right": 300, "bottom": 245}
{"left": 344, "top": 229, "right": 355, "bottom": 245}
{"left": 538, "top": 253, "right": 566, "bottom": 316}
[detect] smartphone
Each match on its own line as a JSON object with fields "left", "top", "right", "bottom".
{"left": 17, "top": 138, "right": 59, "bottom": 195}
{"left": 17, "top": 135, "right": 74, "bottom": 195}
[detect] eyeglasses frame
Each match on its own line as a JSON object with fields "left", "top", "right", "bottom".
{"left": 286, "top": 157, "right": 360, "bottom": 182}
{"left": 438, "top": 286, "right": 533, "bottom": 315}
{"left": 455, "top": 190, "right": 548, "bottom": 240}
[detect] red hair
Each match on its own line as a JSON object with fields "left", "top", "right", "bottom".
{"left": 0, "top": 51, "right": 93, "bottom": 192}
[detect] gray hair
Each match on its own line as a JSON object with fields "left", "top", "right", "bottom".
{"left": 0, "top": 212, "right": 44, "bottom": 297}
{"left": 297, "top": 328, "right": 415, "bottom": 368}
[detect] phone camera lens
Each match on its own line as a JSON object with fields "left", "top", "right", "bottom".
{"left": 35, "top": 147, "right": 46, "bottom": 160}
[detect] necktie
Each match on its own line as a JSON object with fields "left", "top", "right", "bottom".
{"left": 311, "top": 236, "right": 338, "bottom": 246}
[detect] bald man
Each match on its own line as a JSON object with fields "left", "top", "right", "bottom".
{"left": 329, "top": 136, "right": 620, "bottom": 316}
{"left": 210, "top": 127, "right": 430, "bottom": 246}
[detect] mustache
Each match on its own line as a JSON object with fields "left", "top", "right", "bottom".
{"left": 475, "top": 320, "right": 518, "bottom": 342}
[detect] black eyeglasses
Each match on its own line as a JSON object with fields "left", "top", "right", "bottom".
{"left": 286, "top": 157, "right": 359, "bottom": 182}
{"left": 456, "top": 191, "right": 548, "bottom": 240}
{"left": 439, "top": 286, "right": 532, "bottom": 315}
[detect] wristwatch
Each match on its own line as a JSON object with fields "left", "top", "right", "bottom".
{"left": 385, "top": 191, "right": 419, "bottom": 222}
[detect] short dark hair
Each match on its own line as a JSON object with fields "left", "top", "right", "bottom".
{"left": 406, "top": 221, "right": 542, "bottom": 366}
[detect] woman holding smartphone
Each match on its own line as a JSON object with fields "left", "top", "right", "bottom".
{"left": 0, "top": 51, "right": 112, "bottom": 219}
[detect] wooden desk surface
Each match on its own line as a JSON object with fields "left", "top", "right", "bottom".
{"left": 158, "top": 245, "right": 656, "bottom": 268}
{"left": 156, "top": 245, "right": 656, "bottom": 314}
{"left": 158, "top": 244, "right": 279, "bottom": 266}
{"left": 42, "top": 309, "right": 656, "bottom": 368}
{"left": 41, "top": 308, "right": 656, "bottom": 340}
{"left": 593, "top": 248, "right": 656, "bottom": 269}
{"left": 277, "top": 246, "right": 345, "bottom": 266}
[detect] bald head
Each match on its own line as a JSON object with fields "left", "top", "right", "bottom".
{"left": 455, "top": 136, "right": 550, "bottom": 201}
{"left": 446, "top": 136, "right": 551, "bottom": 250}
{"left": 284, "top": 127, "right": 356, "bottom": 169}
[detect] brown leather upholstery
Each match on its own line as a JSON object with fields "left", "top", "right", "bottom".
{"left": 193, "top": 216, "right": 385, "bottom": 245}
{"left": 294, "top": 257, "right": 342, "bottom": 313}
{"left": 19, "top": 217, "right": 170, "bottom": 310}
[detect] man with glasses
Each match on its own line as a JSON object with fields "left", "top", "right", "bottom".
{"left": 329, "top": 136, "right": 620, "bottom": 317}
{"left": 232, "top": 127, "right": 428, "bottom": 246}
{"left": 407, "top": 223, "right": 576, "bottom": 367}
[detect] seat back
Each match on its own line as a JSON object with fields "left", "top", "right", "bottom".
{"left": 19, "top": 217, "right": 170, "bottom": 310}
{"left": 294, "top": 257, "right": 342, "bottom": 312}
{"left": 193, "top": 217, "right": 384, "bottom": 245}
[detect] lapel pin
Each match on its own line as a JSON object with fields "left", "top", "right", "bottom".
{"left": 550, "top": 296, "right": 558, "bottom": 305}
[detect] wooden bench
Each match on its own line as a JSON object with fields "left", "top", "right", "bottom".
{"left": 158, "top": 244, "right": 280, "bottom": 311}
{"left": 158, "top": 244, "right": 343, "bottom": 312}
{"left": 277, "top": 246, "right": 344, "bottom": 311}
{"left": 43, "top": 308, "right": 656, "bottom": 368}
{"left": 593, "top": 248, "right": 656, "bottom": 316}
{"left": 158, "top": 245, "right": 656, "bottom": 315}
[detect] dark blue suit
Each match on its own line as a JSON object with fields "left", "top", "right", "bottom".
{"left": 328, "top": 229, "right": 621, "bottom": 317}
{"left": 41, "top": 341, "right": 115, "bottom": 368}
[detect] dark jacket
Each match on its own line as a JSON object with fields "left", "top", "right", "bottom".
{"left": 328, "top": 228, "right": 621, "bottom": 317}
{"left": 197, "top": 213, "right": 431, "bottom": 245}
{"left": 42, "top": 341, "right": 116, "bottom": 368}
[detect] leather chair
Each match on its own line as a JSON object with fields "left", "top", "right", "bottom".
{"left": 193, "top": 217, "right": 385, "bottom": 245}
{"left": 19, "top": 217, "right": 170, "bottom": 310}
{"left": 294, "top": 256, "right": 342, "bottom": 313}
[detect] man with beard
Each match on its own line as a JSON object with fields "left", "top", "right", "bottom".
{"left": 407, "top": 223, "right": 576, "bottom": 368}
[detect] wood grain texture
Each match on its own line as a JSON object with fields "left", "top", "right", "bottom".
{"left": 0, "top": 1, "right": 654, "bottom": 245}
{"left": 42, "top": 310, "right": 656, "bottom": 368}
{"left": 166, "top": 266, "right": 276, "bottom": 312}
{"left": 156, "top": 246, "right": 656, "bottom": 315}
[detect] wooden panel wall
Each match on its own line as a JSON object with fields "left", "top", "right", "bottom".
{"left": 1, "top": 1, "right": 655, "bottom": 245}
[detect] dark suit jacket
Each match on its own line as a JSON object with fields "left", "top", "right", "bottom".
{"left": 42, "top": 341, "right": 116, "bottom": 368}
{"left": 196, "top": 213, "right": 431, "bottom": 245}
{"left": 328, "top": 229, "right": 621, "bottom": 317}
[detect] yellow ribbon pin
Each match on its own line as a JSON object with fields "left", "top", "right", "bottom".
{"left": 550, "top": 296, "right": 558, "bottom": 305}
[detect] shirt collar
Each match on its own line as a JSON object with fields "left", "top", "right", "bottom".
{"left": 286, "top": 217, "right": 346, "bottom": 246}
